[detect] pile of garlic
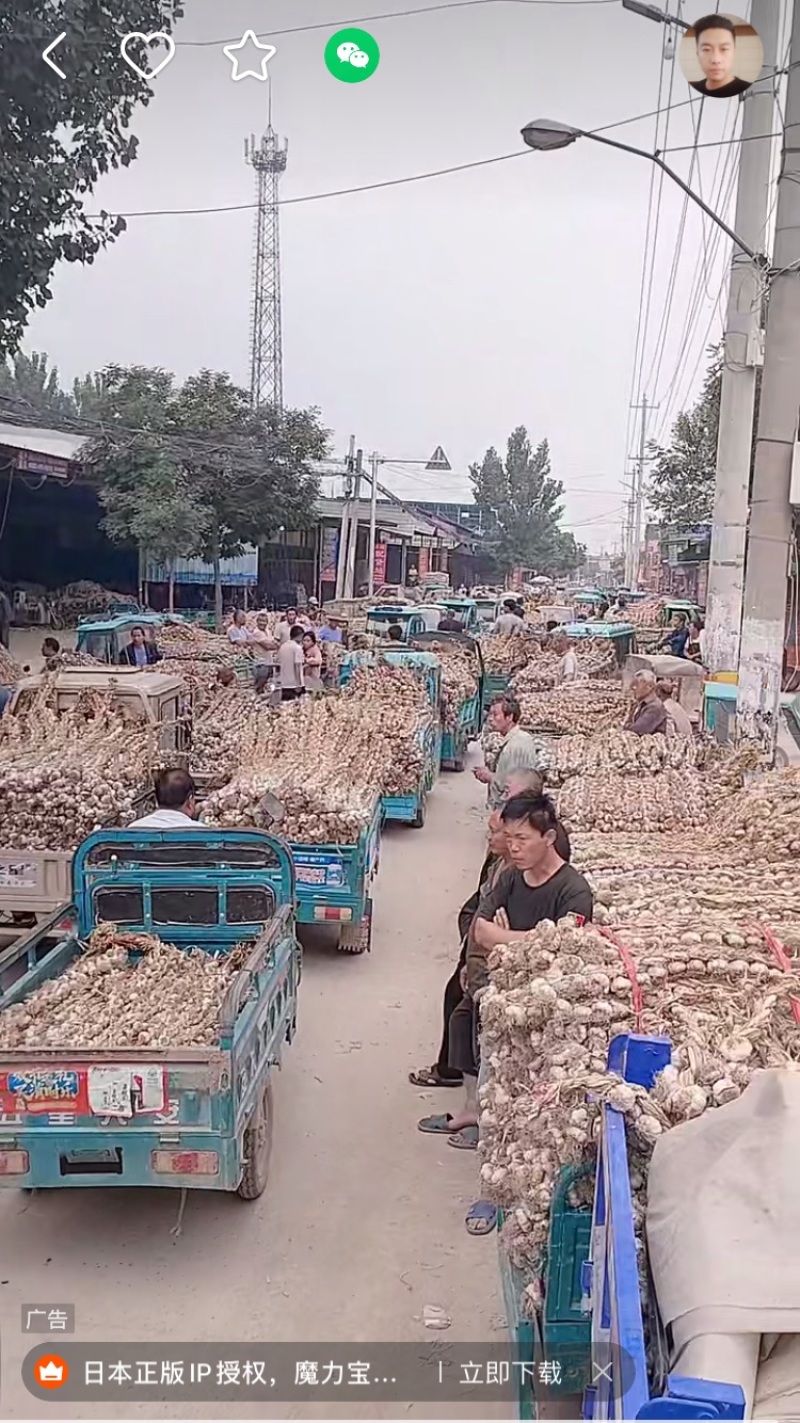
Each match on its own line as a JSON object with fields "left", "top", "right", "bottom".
{"left": 479, "top": 914, "right": 800, "bottom": 1307}
{"left": 518, "top": 683, "right": 628, "bottom": 737}
{"left": 0, "top": 697, "right": 157, "bottom": 851}
{"left": 0, "top": 645, "right": 24, "bottom": 686}
{"left": 204, "top": 693, "right": 386, "bottom": 843}
{"left": 559, "top": 767, "right": 708, "bottom": 833}
{"left": 545, "top": 729, "right": 697, "bottom": 785}
{"left": 590, "top": 862, "right": 800, "bottom": 928}
{"left": 0, "top": 923, "right": 245, "bottom": 1050}
{"left": 512, "top": 640, "right": 617, "bottom": 694}
{"left": 713, "top": 766, "right": 800, "bottom": 861}
{"left": 479, "top": 632, "right": 539, "bottom": 675}
{"left": 412, "top": 639, "right": 479, "bottom": 731}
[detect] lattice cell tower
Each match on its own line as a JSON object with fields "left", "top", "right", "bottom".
{"left": 245, "top": 119, "right": 288, "bottom": 412}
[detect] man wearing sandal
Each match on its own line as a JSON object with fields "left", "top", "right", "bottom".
{"left": 410, "top": 771, "right": 569, "bottom": 1093}
{"left": 414, "top": 782, "right": 574, "bottom": 1146}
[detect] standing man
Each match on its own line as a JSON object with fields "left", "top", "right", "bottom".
{"left": 555, "top": 634, "right": 579, "bottom": 682}
{"left": 227, "top": 609, "right": 251, "bottom": 646}
{"left": 625, "top": 669, "right": 668, "bottom": 736}
{"left": 277, "top": 625, "right": 305, "bottom": 701}
{"left": 474, "top": 695, "right": 546, "bottom": 808}
{"left": 277, "top": 608, "right": 299, "bottom": 644}
{"left": 655, "top": 679, "right": 694, "bottom": 738}
{"left": 318, "top": 615, "right": 344, "bottom": 646}
{"left": 492, "top": 599, "right": 525, "bottom": 636}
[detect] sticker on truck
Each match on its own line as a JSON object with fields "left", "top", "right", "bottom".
{"left": 0, "top": 1065, "right": 166, "bottom": 1117}
{"left": 293, "top": 855, "right": 346, "bottom": 888}
{"left": 0, "top": 859, "right": 38, "bottom": 889}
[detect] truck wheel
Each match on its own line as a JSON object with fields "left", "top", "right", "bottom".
{"left": 412, "top": 798, "right": 427, "bottom": 830}
{"left": 238, "top": 1080, "right": 274, "bottom": 1200}
{"left": 338, "top": 900, "right": 372, "bottom": 955}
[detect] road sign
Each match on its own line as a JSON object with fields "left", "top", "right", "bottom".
{"left": 426, "top": 446, "right": 451, "bottom": 471}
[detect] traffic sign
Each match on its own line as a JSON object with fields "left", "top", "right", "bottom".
{"left": 426, "top": 446, "right": 451, "bottom": 471}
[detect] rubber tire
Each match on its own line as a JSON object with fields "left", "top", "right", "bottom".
{"left": 237, "top": 1080, "right": 274, "bottom": 1200}
{"left": 338, "top": 900, "right": 372, "bottom": 955}
{"left": 412, "top": 798, "right": 427, "bottom": 830}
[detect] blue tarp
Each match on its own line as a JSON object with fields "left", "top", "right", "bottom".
{"left": 145, "top": 549, "right": 258, "bottom": 586}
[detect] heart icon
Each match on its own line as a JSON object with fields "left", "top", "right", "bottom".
{"left": 120, "top": 31, "right": 176, "bottom": 79}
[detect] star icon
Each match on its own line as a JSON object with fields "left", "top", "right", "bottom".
{"left": 223, "top": 29, "right": 276, "bottom": 82}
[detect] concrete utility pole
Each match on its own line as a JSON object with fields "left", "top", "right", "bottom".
{"left": 632, "top": 395, "right": 648, "bottom": 590}
{"left": 738, "top": 0, "right": 800, "bottom": 750}
{"left": 705, "top": 0, "right": 779, "bottom": 674}
{"left": 335, "top": 436, "right": 356, "bottom": 600}
{"left": 343, "top": 448, "right": 364, "bottom": 600}
{"left": 368, "top": 452, "right": 380, "bottom": 596}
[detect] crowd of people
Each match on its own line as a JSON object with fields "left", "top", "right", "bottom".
{"left": 224, "top": 603, "right": 345, "bottom": 699}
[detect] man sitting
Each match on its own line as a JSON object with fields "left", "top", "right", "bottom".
{"left": 625, "top": 669, "right": 668, "bottom": 736}
{"left": 129, "top": 768, "right": 203, "bottom": 829}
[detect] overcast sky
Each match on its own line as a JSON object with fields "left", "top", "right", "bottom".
{"left": 27, "top": 0, "right": 776, "bottom": 550}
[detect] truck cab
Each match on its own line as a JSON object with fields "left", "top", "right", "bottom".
{"left": 365, "top": 606, "right": 428, "bottom": 640}
{"left": 10, "top": 668, "right": 190, "bottom": 754}
{"left": 76, "top": 612, "right": 165, "bottom": 665}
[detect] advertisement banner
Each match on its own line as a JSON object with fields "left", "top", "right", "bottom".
{"left": 373, "top": 542, "right": 387, "bottom": 586}
{"left": 320, "top": 528, "right": 339, "bottom": 582}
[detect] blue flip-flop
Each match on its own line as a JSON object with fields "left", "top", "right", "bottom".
{"left": 418, "top": 1113, "right": 457, "bottom": 1134}
{"left": 465, "top": 1200, "right": 498, "bottom": 1236}
{"left": 448, "top": 1125, "right": 479, "bottom": 1150}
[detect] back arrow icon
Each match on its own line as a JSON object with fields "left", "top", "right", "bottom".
{"left": 42, "top": 33, "right": 67, "bottom": 78}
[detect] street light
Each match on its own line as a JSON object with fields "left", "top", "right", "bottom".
{"left": 520, "top": 120, "right": 765, "bottom": 264}
{"left": 621, "top": 0, "right": 688, "bottom": 29}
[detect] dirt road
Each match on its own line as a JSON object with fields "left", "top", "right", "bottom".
{"left": 0, "top": 759, "right": 510, "bottom": 1420}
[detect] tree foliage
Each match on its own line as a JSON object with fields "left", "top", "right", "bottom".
{"left": 1, "top": 0, "right": 182, "bottom": 357}
{"left": 469, "top": 427, "right": 570, "bottom": 575}
{"left": 0, "top": 350, "right": 76, "bottom": 418}
{"left": 646, "top": 344, "right": 763, "bottom": 531}
{"left": 82, "top": 366, "right": 329, "bottom": 620}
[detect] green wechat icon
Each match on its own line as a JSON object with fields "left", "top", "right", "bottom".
{"left": 325, "top": 28, "right": 380, "bottom": 83}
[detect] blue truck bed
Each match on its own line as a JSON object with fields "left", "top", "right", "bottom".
{"left": 290, "top": 795, "right": 382, "bottom": 952}
{"left": 0, "top": 829, "right": 301, "bottom": 1198}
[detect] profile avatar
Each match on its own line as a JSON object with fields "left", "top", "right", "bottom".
{"left": 681, "top": 14, "right": 762, "bottom": 99}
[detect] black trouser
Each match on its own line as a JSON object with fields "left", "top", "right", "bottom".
{"left": 448, "top": 991, "right": 478, "bottom": 1078}
{"left": 434, "top": 941, "right": 467, "bottom": 1082}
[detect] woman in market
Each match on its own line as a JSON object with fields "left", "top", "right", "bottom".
{"left": 302, "top": 629, "right": 324, "bottom": 691}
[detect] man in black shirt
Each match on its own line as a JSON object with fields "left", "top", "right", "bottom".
{"left": 469, "top": 792, "right": 593, "bottom": 995}
{"left": 410, "top": 775, "right": 571, "bottom": 1092}
{"left": 689, "top": 14, "right": 750, "bottom": 98}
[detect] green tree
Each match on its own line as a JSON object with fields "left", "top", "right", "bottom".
{"left": 0, "top": 350, "right": 77, "bottom": 418}
{"left": 470, "top": 427, "right": 567, "bottom": 575}
{"left": 550, "top": 530, "right": 586, "bottom": 577}
{"left": 1, "top": 0, "right": 182, "bottom": 357}
{"left": 85, "top": 366, "right": 328, "bottom": 624}
{"left": 647, "top": 342, "right": 766, "bottom": 533}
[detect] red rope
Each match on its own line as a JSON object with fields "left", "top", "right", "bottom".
{"left": 747, "top": 920, "right": 800, "bottom": 1027}
{"left": 596, "top": 924, "right": 644, "bottom": 1031}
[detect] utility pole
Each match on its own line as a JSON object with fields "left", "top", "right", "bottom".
{"left": 335, "top": 436, "right": 355, "bottom": 600}
{"left": 368, "top": 452, "right": 380, "bottom": 596}
{"left": 705, "top": 0, "right": 779, "bottom": 674}
{"left": 738, "top": 0, "right": 800, "bottom": 751}
{"left": 343, "top": 448, "right": 363, "bottom": 600}
{"left": 632, "top": 395, "right": 648, "bottom": 590}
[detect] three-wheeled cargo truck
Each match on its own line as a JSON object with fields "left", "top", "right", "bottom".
{"left": 0, "top": 828, "right": 301, "bottom": 1198}
{"left": 409, "top": 630, "right": 484, "bottom": 771}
